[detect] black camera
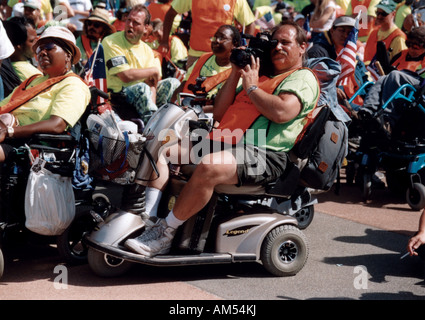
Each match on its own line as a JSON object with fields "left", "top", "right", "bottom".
{"left": 230, "top": 32, "right": 277, "bottom": 76}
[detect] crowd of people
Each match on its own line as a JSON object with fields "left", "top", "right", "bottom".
{"left": 0, "top": 0, "right": 424, "bottom": 260}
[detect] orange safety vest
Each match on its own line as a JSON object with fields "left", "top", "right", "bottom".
{"left": 182, "top": 53, "right": 231, "bottom": 94}
{"left": 391, "top": 50, "right": 425, "bottom": 72}
{"left": 349, "top": 0, "right": 373, "bottom": 39}
{"left": 190, "top": 0, "right": 236, "bottom": 52}
{"left": 81, "top": 35, "right": 94, "bottom": 59}
{"left": 0, "top": 73, "right": 84, "bottom": 115}
{"left": 364, "top": 27, "right": 406, "bottom": 64}
{"left": 209, "top": 70, "right": 301, "bottom": 145}
{"left": 148, "top": 2, "right": 171, "bottom": 21}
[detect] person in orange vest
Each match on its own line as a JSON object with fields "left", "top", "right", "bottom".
{"left": 170, "top": 24, "right": 241, "bottom": 112}
{"left": 76, "top": 7, "right": 116, "bottom": 67}
{"left": 345, "top": 0, "right": 381, "bottom": 42}
{"left": 158, "top": 0, "right": 256, "bottom": 70}
{"left": 391, "top": 25, "right": 425, "bottom": 72}
{"left": 124, "top": 21, "right": 320, "bottom": 258}
{"left": 363, "top": 0, "right": 407, "bottom": 66}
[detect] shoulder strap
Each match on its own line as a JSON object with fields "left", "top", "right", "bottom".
{"left": 0, "top": 73, "right": 82, "bottom": 115}
{"left": 82, "top": 35, "right": 94, "bottom": 58}
{"left": 183, "top": 53, "right": 214, "bottom": 92}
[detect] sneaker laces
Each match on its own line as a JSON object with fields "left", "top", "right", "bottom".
{"left": 136, "top": 219, "right": 166, "bottom": 242}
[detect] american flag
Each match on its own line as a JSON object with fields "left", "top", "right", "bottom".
{"left": 255, "top": 10, "right": 275, "bottom": 31}
{"left": 366, "top": 55, "right": 384, "bottom": 81}
{"left": 83, "top": 41, "right": 109, "bottom": 106}
{"left": 336, "top": 13, "right": 360, "bottom": 86}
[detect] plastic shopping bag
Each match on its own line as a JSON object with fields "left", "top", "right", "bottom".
{"left": 25, "top": 158, "right": 76, "bottom": 236}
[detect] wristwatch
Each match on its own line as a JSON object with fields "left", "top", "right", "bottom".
{"left": 7, "top": 126, "right": 14, "bottom": 138}
{"left": 246, "top": 85, "right": 258, "bottom": 96}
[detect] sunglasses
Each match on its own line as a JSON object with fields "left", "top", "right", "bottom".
{"left": 35, "top": 42, "right": 57, "bottom": 55}
{"left": 406, "top": 41, "right": 423, "bottom": 50}
{"left": 87, "top": 20, "right": 103, "bottom": 28}
{"left": 210, "top": 36, "right": 231, "bottom": 43}
{"left": 376, "top": 10, "right": 389, "bottom": 17}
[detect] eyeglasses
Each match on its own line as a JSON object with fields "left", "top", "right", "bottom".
{"left": 406, "top": 40, "right": 423, "bottom": 50}
{"left": 376, "top": 10, "right": 389, "bottom": 17}
{"left": 87, "top": 20, "right": 103, "bottom": 28}
{"left": 210, "top": 36, "right": 231, "bottom": 43}
{"left": 35, "top": 42, "right": 57, "bottom": 55}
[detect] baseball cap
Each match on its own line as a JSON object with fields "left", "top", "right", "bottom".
{"left": 33, "top": 26, "right": 81, "bottom": 65}
{"left": 23, "top": 0, "right": 41, "bottom": 10}
{"left": 294, "top": 14, "right": 305, "bottom": 22}
{"left": 332, "top": 16, "right": 356, "bottom": 28}
{"left": 376, "top": 0, "right": 397, "bottom": 14}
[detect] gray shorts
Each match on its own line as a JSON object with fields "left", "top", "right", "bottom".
{"left": 191, "top": 139, "right": 288, "bottom": 187}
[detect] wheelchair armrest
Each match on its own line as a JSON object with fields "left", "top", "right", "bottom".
{"left": 31, "top": 133, "right": 75, "bottom": 142}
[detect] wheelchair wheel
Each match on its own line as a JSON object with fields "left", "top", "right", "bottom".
{"left": 260, "top": 224, "right": 309, "bottom": 277}
{"left": 363, "top": 173, "right": 372, "bottom": 201}
{"left": 406, "top": 183, "right": 425, "bottom": 211}
{"left": 56, "top": 208, "right": 97, "bottom": 264}
{"left": 294, "top": 205, "right": 314, "bottom": 230}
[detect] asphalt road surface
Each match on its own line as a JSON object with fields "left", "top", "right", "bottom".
{"left": 1, "top": 174, "right": 424, "bottom": 302}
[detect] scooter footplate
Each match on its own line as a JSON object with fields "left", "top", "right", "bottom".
{"left": 86, "top": 235, "right": 256, "bottom": 266}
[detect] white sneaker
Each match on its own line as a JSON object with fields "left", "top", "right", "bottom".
{"left": 125, "top": 219, "right": 176, "bottom": 257}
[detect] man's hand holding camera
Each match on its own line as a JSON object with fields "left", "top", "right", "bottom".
{"left": 241, "top": 56, "right": 260, "bottom": 97}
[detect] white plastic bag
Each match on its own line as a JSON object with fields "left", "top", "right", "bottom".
{"left": 24, "top": 158, "right": 76, "bottom": 236}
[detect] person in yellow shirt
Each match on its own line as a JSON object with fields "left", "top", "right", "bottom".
{"left": 3, "top": 17, "right": 42, "bottom": 81}
{"left": 102, "top": 4, "right": 179, "bottom": 123}
{"left": 150, "top": 18, "right": 188, "bottom": 71}
{"left": 0, "top": 26, "right": 90, "bottom": 163}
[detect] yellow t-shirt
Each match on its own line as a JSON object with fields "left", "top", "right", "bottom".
{"left": 0, "top": 72, "right": 90, "bottom": 127}
{"left": 102, "top": 31, "right": 160, "bottom": 93}
{"left": 172, "top": 0, "right": 255, "bottom": 57}
{"left": 170, "top": 36, "right": 188, "bottom": 66}
{"left": 11, "top": 60, "right": 43, "bottom": 81}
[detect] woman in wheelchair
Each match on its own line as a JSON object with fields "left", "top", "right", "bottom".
{"left": 0, "top": 26, "right": 90, "bottom": 162}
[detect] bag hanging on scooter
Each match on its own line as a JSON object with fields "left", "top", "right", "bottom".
{"left": 24, "top": 158, "right": 76, "bottom": 236}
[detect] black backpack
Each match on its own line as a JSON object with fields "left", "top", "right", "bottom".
{"left": 292, "top": 106, "right": 349, "bottom": 191}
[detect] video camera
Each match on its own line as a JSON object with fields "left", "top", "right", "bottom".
{"left": 230, "top": 32, "right": 277, "bottom": 76}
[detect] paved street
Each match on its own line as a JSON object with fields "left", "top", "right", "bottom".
{"left": 0, "top": 177, "right": 424, "bottom": 302}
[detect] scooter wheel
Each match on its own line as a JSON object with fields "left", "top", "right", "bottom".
{"left": 260, "top": 225, "right": 309, "bottom": 277}
{"left": 0, "top": 248, "right": 4, "bottom": 281}
{"left": 88, "top": 248, "right": 133, "bottom": 277}
{"left": 406, "top": 182, "right": 425, "bottom": 211}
